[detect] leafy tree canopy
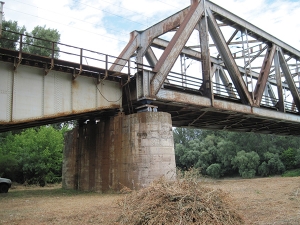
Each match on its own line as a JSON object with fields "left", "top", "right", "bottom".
{"left": 1, "top": 20, "right": 60, "bottom": 57}
{"left": 174, "top": 127, "right": 300, "bottom": 178}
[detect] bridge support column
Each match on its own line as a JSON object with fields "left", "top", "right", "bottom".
{"left": 62, "top": 111, "right": 176, "bottom": 192}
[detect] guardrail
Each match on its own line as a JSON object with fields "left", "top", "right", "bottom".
{"left": 0, "top": 29, "right": 137, "bottom": 76}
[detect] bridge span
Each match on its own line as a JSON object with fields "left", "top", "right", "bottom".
{"left": 1, "top": 0, "right": 300, "bottom": 191}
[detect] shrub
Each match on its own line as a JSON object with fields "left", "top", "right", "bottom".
{"left": 206, "top": 163, "right": 222, "bottom": 178}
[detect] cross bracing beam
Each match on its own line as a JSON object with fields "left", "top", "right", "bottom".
{"left": 278, "top": 48, "right": 300, "bottom": 112}
{"left": 151, "top": 0, "right": 205, "bottom": 96}
{"left": 206, "top": 7, "right": 253, "bottom": 105}
{"left": 206, "top": 1, "right": 300, "bottom": 59}
{"left": 112, "top": 0, "right": 300, "bottom": 113}
{"left": 253, "top": 44, "right": 276, "bottom": 106}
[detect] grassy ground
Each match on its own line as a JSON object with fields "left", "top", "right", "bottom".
{"left": 1, "top": 176, "right": 300, "bottom": 225}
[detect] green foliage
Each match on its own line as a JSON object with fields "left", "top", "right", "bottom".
{"left": 281, "top": 148, "right": 297, "bottom": 170}
{"left": 258, "top": 162, "right": 269, "bottom": 177}
{"left": 0, "top": 20, "right": 26, "bottom": 50}
{"left": 0, "top": 126, "right": 64, "bottom": 185}
{"left": 23, "top": 25, "right": 60, "bottom": 58}
{"left": 295, "top": 149, "right": 300, "bottom": 167}
{"left": 282, "top": 169, "right": 300, "bottom": 177}
{"left": 175, "top": 140, "right": 201, "bottom": 169}
{"left": 206, "top": 163, "right": 222, "bottom": 178}
{"left": 0, "top": 154, "right": 19, "bottom": 179}
{"left": 258, "top": 153, "right": 285, "bottom": 177}
{"left": 174, "top": 127, "right": 300, "bottom": 178}
{"left": 232, "top": 151, "right": 260, "bottom": 178}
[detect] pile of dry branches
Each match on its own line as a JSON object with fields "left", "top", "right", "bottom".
{"left": 118, "top": 178, "right": 244, "bottom": 224}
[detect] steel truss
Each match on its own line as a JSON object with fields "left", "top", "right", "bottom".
{"left": 112, "top": 0, "right": 300, "bottom": 135}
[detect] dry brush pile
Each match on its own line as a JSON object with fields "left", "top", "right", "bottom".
{"left": 117, "top": 177, "right": 244, "bottom": 225}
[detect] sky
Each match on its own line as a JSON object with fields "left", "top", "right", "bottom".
{"left": 2, "top": 0, "right": 300, "bottom": 59}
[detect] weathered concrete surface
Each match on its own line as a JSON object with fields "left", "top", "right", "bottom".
{"left": 62, "top": 111, "right": 176, "bottom": 192}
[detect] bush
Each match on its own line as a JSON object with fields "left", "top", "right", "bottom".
{"left": 281, "top": 148, "right": 296, "bottom": 170}
{"left": 206, "top": 163, "right": 222, "bottom": 178}
{"left": 258, "top": 153, "right": 285, "bottom": 177}
{"left": 232, "top": 151, "right": 260, "bottom": 178}
{"left": 282, "top": 169, "right": 300, "bottom": 177}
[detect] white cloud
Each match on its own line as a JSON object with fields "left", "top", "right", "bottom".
{"left": 2, "top": 0, "right": 300, "bottom": 60}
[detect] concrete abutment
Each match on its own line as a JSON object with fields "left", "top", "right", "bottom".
{"left": 62, "top": 111, "right": 176, "bottom": 192}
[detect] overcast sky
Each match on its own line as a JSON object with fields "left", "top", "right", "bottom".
{"left": 3, "top": 0, "right": 300, "bottom": 58}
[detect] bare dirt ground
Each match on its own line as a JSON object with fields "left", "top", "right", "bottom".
{"left": 0, "top": 176, "right": 299, "bottom": 225}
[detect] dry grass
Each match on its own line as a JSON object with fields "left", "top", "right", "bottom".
{"left": 204, "top": 176, "right": 300, "bottom": 225}
{"left": 118, "top": 177, "right": 243, "bottom": 224}
{"left": 0, "top": 176, "right": 299, "bottom": 225}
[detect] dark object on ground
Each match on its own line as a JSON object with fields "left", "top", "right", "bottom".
{"left": 0, "top": 177, "right": 12, "bottom": 193}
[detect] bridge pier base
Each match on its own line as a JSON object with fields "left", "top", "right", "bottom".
{"left": 62, "top": 111, "right": 176, "bottom": 192}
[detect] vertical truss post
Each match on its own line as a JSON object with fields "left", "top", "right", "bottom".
{"left": 245, "top": 29, "right": 253, "bottom": 99}
{"left": 274, "top": 48, "right": 285, "bottom": 112}
{"left": 241, "top": 30, "right": 249, "bottom": 89}
{"left": 199, "top": 1, "right": 213, "bottom": 101}
{"left": 253, "top": 44, "right": 276, "bottom": 106}
{"left": 297, "top": 60, "right": 300, "bottom": 88}
{"left": 215, "top": 68, "right": 220, "bottom": 95}
{"left": 264, "top": 84, "right": 269, "bottom": 106}
{"left": 136, "top": 46, "right": 143, "bottom": 72}
{"left": 180, "top": 54, "right": 187, "bottom": 87}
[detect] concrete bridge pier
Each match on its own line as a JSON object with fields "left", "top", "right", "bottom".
{"left": 62, "top": 111, "right": 176, "bottom": 192}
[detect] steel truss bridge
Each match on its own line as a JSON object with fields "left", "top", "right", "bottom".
{"left": 1, "top": 0, "right": 300, "bottom": 135}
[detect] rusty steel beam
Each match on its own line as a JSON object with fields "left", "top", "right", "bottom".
{"left": 110, "top": 31, "right": 139, "bottom": 72}
{"left": 151, "top": 38, "right": 289, "bottom": 91}
{"left": 253, "top": 44, "right": 276, "bottom": 106}
{"left": 274, "top": 49, "right": 285, "bottom": 112}
{"left": 199, "top": 12, "right": 213, "bottom": 100}
{"left": 151, "top": 0, "right": 205, "bottom": 96}
{"left": 206, "top": 1, "right": 300, "bottom": 59}
{"left": 141, "top": 6, "right": 190, "bottom": 44}
{"left": 144, "top": 47, "right": 157, "bottom": 68}
{"left": 206, "top": 8, "right": 253, "bottom": 105}
{"left": 278, "top": 48, "right": 300, "bottom": 112}
{"left": 152, "top": 38, "right": 203, "bottom": 61}
{"left": 156, "top": 88, "right": 300, "bottom": 124}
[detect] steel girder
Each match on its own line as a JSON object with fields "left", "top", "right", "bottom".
{"left": 112, "top": 0, "right": 300, "bottom": 114}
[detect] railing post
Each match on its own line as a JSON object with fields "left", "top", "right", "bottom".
{"left": 73, "top": 48, "right": 83, "bottom": 80}
{"left": 14, "top": 33, "right": 22, "bottom": 71}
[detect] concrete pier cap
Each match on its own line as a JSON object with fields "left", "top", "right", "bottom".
{"left": 62, "top": 111, "right": 176, "bottom": 192}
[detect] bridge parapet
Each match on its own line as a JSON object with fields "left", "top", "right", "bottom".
{"left": 0, "top": 31, "right": 139, "bottom": 131}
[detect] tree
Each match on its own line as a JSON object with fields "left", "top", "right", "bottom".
{"left": 0, "top": 20, "right": 25, "bottom": 50}
{"left": 0, "top": 126, "right": 64, "bottom": 185}
{"left": 173, "top": 127, "right": 202, "bottom": 146}
{"left": 231, "top": 151, "right": 260, "bottom": 178}
{"left": 23, "top": 25, "right": 60, "bottom": 58}
{"left": 258, "top": 153, "right": 285, "bottom": 176}
{"left": 280, "top": 148, "right": 298, "bottom": 170}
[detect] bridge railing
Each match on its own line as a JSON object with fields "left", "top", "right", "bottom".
{"left": 0, "top": 29, "right": 137, "bottom": 76}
